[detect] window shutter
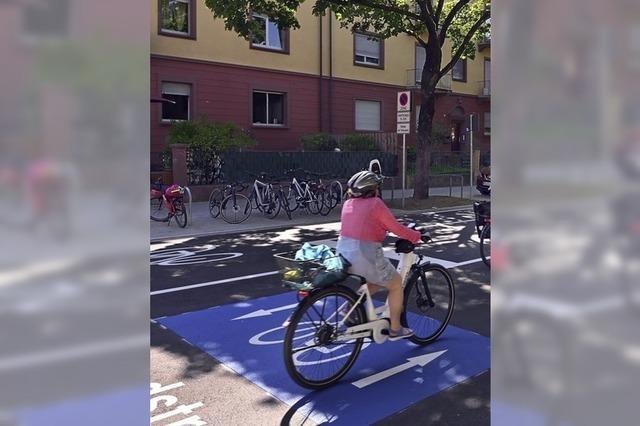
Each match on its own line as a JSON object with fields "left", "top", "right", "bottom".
{"left": 355, "top": 100, "right": 381, "bottom": 131}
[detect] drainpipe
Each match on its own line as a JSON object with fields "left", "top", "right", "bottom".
{"left": 329, "top": 12, "right": 334, "bottom": 134}
{"left": 319, "top": 15, "right": 323, "bottom": 132}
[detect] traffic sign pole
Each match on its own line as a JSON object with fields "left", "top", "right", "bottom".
{"left": 396, "top": 91, "right": 411, "bottom": 209}
{"left": 469, "top": 114, "right": 474, "bottom": 198}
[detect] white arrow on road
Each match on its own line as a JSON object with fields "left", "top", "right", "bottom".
{"left": 232, "top": 302, "right": 299, "bottom": 321}
{"left": 351, "top": 350, "right": 447, "bottom": 389}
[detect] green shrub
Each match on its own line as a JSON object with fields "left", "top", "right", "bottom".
{"left": 168, "top": 116, "right": 255, "bottom": 152}
{"left": 300, "top": 133, "right": 337, "bottom": 151}
{"left": 337, "top": 133, "right": 379, "bottom": 151}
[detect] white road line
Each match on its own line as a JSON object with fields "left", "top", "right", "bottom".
{"left": 453, "top": 257, "right": 489, "bottom": 267}
{"left": 0, "top": 335, "right": 147, "bottom": 372}
{"left": 150, "top": 270, "right": 280, "bottom": 296}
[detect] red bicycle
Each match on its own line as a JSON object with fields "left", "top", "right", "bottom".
{"left": 150, "top": 181, "right": 188, "bottom": 228}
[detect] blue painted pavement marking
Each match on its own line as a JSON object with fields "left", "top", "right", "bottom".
{"left": 158, "top": 292, "right": 490, "bottom": 425}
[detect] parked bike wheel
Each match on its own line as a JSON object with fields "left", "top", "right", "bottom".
{"left": 402, "top": 265, "right": 455, "bottom": 345}
{"left": 285, "top": 186, "right": 300, "bottom": 212}
{"left": 480, "top": 224, "right": 491, "bottom": 267}
{"left": 150, "top": 197, "right": 169, "bottom": 222}
{"left": 173, "top": 199, "right": 188, "bottom": 228}
{"left": 318, "top": 189, "right": 333, "bottom": 216}
{"left": 262, "top": 191, "right": 281, "bottom": 219}
{"left": 208, "top": 189, "right": 224, "bottom": 218}
{"left": 221, "top": 193, "right": 251, "bottom": 224}
{"left": 327, "top": 181, "right": 343, "bottom": 209}
{"left": 284, "top": 286, "right": 367, "bottom": 389}
{"left": 278, "top": 189, "right": 292, "bottom": 220}
{"left": 307, "top": 191, "right": 323, "bottom": 215}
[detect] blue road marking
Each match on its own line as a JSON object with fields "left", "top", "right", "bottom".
{"left": 158, "top": 292, "right": 490, "bottom": 425}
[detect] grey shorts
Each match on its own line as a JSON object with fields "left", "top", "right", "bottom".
{"left": 336, "top": 236, "right": 397, "bottom": 287}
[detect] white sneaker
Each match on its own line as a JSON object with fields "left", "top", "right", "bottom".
{"left": 388, "top": 327, "right": 414, "bottom": 341}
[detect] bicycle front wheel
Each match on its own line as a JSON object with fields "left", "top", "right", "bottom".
{"left": 262, "top": 191, "right": 281, "bottom": 219}
{"left": 403, "top": 265, "right": 455, "bottom": 345}
{"left": 221, "top": 193, "right": 251, "bottom": 224}
{"left": 173, "top": 199, "right": 188, "bottom": 228}
{"left": 480, "top": 224, "right": 491, "bottom": 267}
{"left": 284, "top": 286, "right": 367, "bottom": 389}
{"left": 208, "top": 189, "right": 224, "bottom": 218}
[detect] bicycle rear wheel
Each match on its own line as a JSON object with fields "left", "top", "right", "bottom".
{"left": 284, "top": 286, "right": 367, "bottom": 389}
{"left": 150, "top": 197, "right": 169, "bottom": 222}
{"left": 307, "top": 190, "right": 323, "bottom": 215}
{"left": 317, "top": 189, "right": 332, "bottom": 216}
{"left": 403, "top": 265, "right": 455, "bottom": 345}
{"left": 480, "top": 224, "right": 491, "bottom": 267}
{"left": 221, "top": 193, "right": 251, "bottom": 224}
{"left": 328, "top": 181, "right": 343, "bottom": 209}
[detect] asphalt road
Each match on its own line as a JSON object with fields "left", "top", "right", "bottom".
{"left": 150, "top": 207, "right": 490, "bottom": 426}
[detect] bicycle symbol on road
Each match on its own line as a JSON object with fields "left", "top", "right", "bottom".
{"left": 150, "top": 244, "right": 243, "bottom": 266}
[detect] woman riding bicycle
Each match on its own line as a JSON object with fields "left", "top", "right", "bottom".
{"left": 336, "top": 171, "right": 422, "bottom": 340}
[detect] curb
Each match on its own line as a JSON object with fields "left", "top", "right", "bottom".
{"left": 150, "top": 203, "right": 475, "bottom": 243}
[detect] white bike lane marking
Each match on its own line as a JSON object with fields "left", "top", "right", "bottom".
{"left": 351, "top": 350, "right": 447, "bottom": 389}
{"left": 150, "top": 244, "right": 243, "bottom": 266}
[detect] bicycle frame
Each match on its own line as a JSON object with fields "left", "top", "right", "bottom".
{"left": 252, "top": 179, "right": 273, "bottom": 207}
{"left": 289, "top": 177, "right": 316, "bottom": 202}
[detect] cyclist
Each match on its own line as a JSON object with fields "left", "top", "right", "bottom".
{"left": 336, "top": 170, "right": 422, "bottom": 340}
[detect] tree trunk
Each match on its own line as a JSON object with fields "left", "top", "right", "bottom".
{"left": 413, "top": 47, "right": 441, "bottom": 200}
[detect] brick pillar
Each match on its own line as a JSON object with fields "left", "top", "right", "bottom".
{"left": 171, "top": 144, "right": 188, "bottom": 186}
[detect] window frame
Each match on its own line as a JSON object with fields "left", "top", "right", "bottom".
{"left": 452, "top": 57, "right": 467, "bottom": 82}
{"left": 160, "top": 81, "right": 192, "bottom": 123}
{"left": 353, "top": 32, "right": 385, "bottom": 70}
{"left": 415, "top": 43, "right": 426, "bottom": 84}
{"left": 158, "top": 0, "right": 197, "bottom": 40}
{"left": 250, "top": 13, "right": 290, "bottom": 54}
{"left": 252, "top": 90, "right": 288, "bottom": 128}
{"left": 354, "top": 99, "right": 382, "bottom": 132}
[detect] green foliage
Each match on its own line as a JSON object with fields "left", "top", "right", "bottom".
{"left": 168, "top": 116, "right": 255, "bottom": 152}
{"left": 337, "top": 134, "right": 379, "bottom": 151}
{"left": 301, "top": 133, "right": 338, "bottom": 151}
{"left": 442, "top": 0, "right": 490, "bottom": 61}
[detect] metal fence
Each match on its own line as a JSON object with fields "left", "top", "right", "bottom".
{"left": 217, "top": 151, "right": 398, "bottom": 183}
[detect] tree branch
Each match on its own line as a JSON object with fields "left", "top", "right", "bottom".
{"left": 424, "top": 0, "right": 434, "bottom": 16}
{"left": 435, "top": 0, "right": 445, "bottom": 26}
{"left": 439, "top": 0, "right": 470, "bottom": 46}
{"left": 439, "top": 10, "right": 489, "bottom": 77}
{"left": 324, "top": 0, "right": 421, "bottom": 21}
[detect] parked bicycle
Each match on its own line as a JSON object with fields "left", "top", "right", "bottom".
{"left": 275, "top": 228, "right": 455, "bottom": 389}
{"left": 247, "top": 172, "right": 285, "bottom": 219}
{"left": 473, "top": 201, "right": 491, "bottom": 266}
{"left": 208, "top": 182, "right": 251, "bottom": 224}
{"left": 150, "top": 180, "right": 188, "bottom": 228}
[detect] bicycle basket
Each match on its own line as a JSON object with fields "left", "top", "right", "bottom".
{"left": 473, "top": 201, "right": 491, "bottom": 226}
{"left": 274, "top": 251, "right": 325, "bottom": 291}
{"left": 274, "top": 252, "right": 347, "bottom": 291}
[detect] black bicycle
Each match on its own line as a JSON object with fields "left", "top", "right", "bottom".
{"left": 474, "top": 201, "right": 491, "bottom": 267}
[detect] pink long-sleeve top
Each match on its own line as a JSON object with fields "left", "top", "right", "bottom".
{"left": 340, "top": 197, "right": 422, "bottom": 243}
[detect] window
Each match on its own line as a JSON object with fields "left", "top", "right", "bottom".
{"left": 415, "top": 45, "right": 426, "bottom": 83}
{"left": 452, "top": 58, "right": 467, "bottom": 81}
{"left": 161, "top": 82, "right": 191, "bottom": 121}
{"left": 355, "top": 100, "right": 381, "bottom": 131}
{"left": 251, "top": 14, "right": 288, "bottom": 52}
{"left": 484, "top": 112, "right": 491, "bottom": 135}
{"left": 354, "top": 33, "right": 383, "bottom": 68}
{"left": 159, "top": 0, "right": 195, "bottom": 38}
{"left": 253, "top": 91, "right": 285, "bottom": 126}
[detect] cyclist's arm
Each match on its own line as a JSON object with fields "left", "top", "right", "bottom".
{"left": 374, "top": 198, "right": 422, "bottom": 243}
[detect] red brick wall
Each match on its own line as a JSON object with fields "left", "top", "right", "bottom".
{"left": 151, "top": 56, "right": 491, "bottom": 167}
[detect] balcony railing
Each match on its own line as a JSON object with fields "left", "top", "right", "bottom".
{"left": 478, "top": 37, "right": 490, "bottom": 51}
{"left": 406, "top": 69, "right": 452, "bottom": 91}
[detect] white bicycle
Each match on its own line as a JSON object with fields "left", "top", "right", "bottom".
{"left": 277, "top": 229, "right": 455, "bottom": 389}
{"left": 247, "top": 172, "right": 282, "bottom": 219}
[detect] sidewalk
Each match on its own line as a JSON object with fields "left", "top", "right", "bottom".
{"left": 150, "top": 187, "right": 488, "bottom": 241}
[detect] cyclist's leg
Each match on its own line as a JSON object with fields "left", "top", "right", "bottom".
{"left": 384, "top": 273, "right": 405, "bottom": 332}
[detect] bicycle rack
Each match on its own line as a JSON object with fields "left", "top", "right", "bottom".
{"left": 184, "top": 186, "right": 193, "bottom": 227}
